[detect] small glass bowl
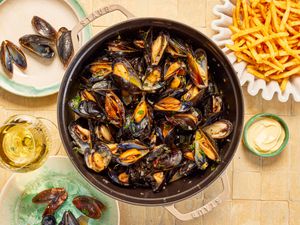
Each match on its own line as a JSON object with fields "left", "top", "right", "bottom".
{"left": 243, "top": 113, "right": 289, "bottom": 157}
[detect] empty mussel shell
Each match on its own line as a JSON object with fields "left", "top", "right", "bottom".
{"left": 19, "top": 34, "right": 55, "bottom": 59}
{"left": 203, "top": 119, "right": 233, "bottom": 139}
{"left": 56, "top": 27, "right": 74, "bottom": 67}
{"left": 31, "top": 16, "right": 57, "bottom": 41}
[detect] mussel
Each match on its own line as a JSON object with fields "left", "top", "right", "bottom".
{"left": 170, "top": 160, "right": 197, "bottom": 182}
{"left": 1, "top": 40, "right": 27, "bottom": 76}
{"left": 31, "top": 16, "right": 57, "bottom": 41}
{"left": 56, "top": 27, "right": 74, "bottom": 67}
{"left": 181, "top": 83, "right": 205, "bottom": 105}
{"left": 107, "top": 39, "right": 139, "bottom": 57}
{"left": 164, "top": 60, "right": 187, "bottom": 81}
{"left": 116, "top": 140, "right": 149, "bottom": 166}
{"left": 154, "top": 97, "right": 191, "bottom": 112}
{"left": 19, "top": 34, "right": 55, "bottom": 59}
{"left": 32, "top": 188, "right": 68, "bottom": 216}
{"left": 68, "top": 119, "right": 91, "bottom": 154}
{"left": 91, "top": 79, "right": 117, "bottom": 93}
{"left": 142, "top": 66, "right": 164, "bottom": 92}
{"left": 105, "top": 91, "right": 125, "bottom": 127}
{"left": 151, "top": 32, "right": 169, "bottom": 65}
{"left": 148, "top": 172, "right": 166, "bottom": 192}
{"left": 129, "top": 98, "right": 153, "bottom": 140}
{"left": 84, "top": 142, "right": 112, "bottom": 172}
{"left": 41, "top": 215, "right": 56, "bottom": 225}
{"left": 72, "top": 196, "right": 105, "bottom": 219}
{"left": 156, "top": 121, "right": 175, "bottom": 145}
{"left": 112, "top": 58, "right": 142, "bottom": 94}
{"left": 203, "top": 119, "right": 233, "bottom": 139}
{"left": 187, "top": 49, "right": 208, "bottom": 88}
{"left": 95, "top": 124, "right": 114, "bottom": 143}
{"left": 0, "top": 41, "right": 13, "bottom": 76}
{"left": 166, "top": 112, "right": 199, "bottom": 130}
{"left": 153, "top": 149, "right": 183, "bottom": 171}
{"left": 69, "top": 96, "right": 105, "bottom": 120}
{"left": 58, "top": 211, "right": 79, "bottom": 225}
{"left": 89, "top": 59, "right": 112, "bottom": 78}
{"left": 166, "top": 38, "right": 188, "bottom": 58}
{"left": 108, "top": 165, "right": 130, "bottom": 186}
{"left": 194, "top": 129, "right": 220, "bottom": 162}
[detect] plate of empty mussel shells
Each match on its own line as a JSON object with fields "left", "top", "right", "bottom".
{"left": 0, "top": 0, "right": 92, "bottom": 97}
{"left": 0, "top": 156, "right": 120, "bottom": 225}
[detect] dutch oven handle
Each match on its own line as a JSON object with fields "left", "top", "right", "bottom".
{"left": 165, "top": 172, "right": 230, "bottom": 221}
{"left": 71, "top": 4, "right": 135, "bottom": 51}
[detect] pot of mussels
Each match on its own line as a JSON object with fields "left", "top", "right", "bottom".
{"left": 57, "top": 4, "right": 244, "bottom": 221}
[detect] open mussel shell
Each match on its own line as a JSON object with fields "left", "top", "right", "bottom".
{"left": 118, "top": 140, "right": 148, "bottom": 151}
{"left": 57, "top": 27, "right": 74, "bottom": 67}
{"left": 154, "top": 97, "right": 192, "bottom": 112}
{"left": 164, "top": 60, "right": 187, "bottom": 81}
{"left": 170, "top": 160, "right": 197, "bottom": 182}
{"left": 105, "top": 91, "right": 125, "bottom": 127}
{"left": 94, "top": 123, "right": 114, "bottom": 143}
{"left": 203, "top": 95, "right": 223, "bottom": 119}
{"left": 151, "top": 32, "right": 169, "bottom": 66}
{"left": 187, "top": 48, "right": 208, "bottom": 88}
{"left": 153, "top": 149, "right": 183, "bottom": 171}
{"left": 156, "top": 121, "right": 175, "bottom": 145}
{"left": 108, "top": 165, "right": 130, "bottom": 186}
{"left": 194, "top": 129, "right": 220, "bottom": 162}
{"left": 19, "top": 34, "right": 55, "bottom": 59}
{"left": 5, "top": 40, "right": 27, "bottom": 71}
{"left": 166, "top": 38, "right": 188, "bottom": 58}
{"left": 32, "top": 187, "right": 68, "bottom": 217}
{"left": 1, "top": 41, "right": 13, "bottom": 76}
{"left": 84, "top": 142, "right": 112, "bottom": 172}
{"left": 91, "top": 79, "right": 117, "bottom": 94}
{"left": 166, "top": 112, "right": 199, "bottom": 130}
{"left": 68, "top": 119, "right": 91, "bottom": 154}
{"left": 59, "top": 211, "right": 79, "bottom": 225}
{"left": 181, "top": 83, "right": 205, "bottom": 105}
{"left": 148, "top": 171, "right": 166, "bottom": 192}
{"left": 133, "top": 39, "right": 145, "bottom": 49}
{"left": 72, "top": 196, "right": 105, "bottom": 219}
{"left": 89, "top": 59, "right": 112, "bottom": 78}
{"left": 69, "top": 96, "right": 105, "bottom": 120}
{"left": 31, "top": 16, "right": 57, "bottom": 41}
{"left": 203, "top": 119, "right": 233, "bottom": 139}
{"left": 129, "top": 57, "right": 145, "bottom": 77}
{"left": 116, "top": 148, "right": 149, "bottom": 166}
{"left": 112, "top": 58, "right": 142, "bottom": 94}
{"left": 142, "top": 66, "right": 164, "bottom": 92}
{"left": 107, "top": 39, "right": 139, "bottom": 57}
{"left": 128, "top": 98, "right": 153, "bottom": 140}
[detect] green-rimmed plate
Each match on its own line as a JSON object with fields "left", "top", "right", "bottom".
{"left": 0, "top": 156, "right": 120, "bottom": 225}
{"left": 0, "top": 0, "right": 92, "bottom": 97}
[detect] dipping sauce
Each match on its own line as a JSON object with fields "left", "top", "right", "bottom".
{"left": 246, "top": 117, "right": 285, "bottom": 154}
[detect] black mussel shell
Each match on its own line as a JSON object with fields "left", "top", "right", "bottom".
{"left": 31, "top": 16, "right": 57, "bottom": 41}
{"left": 56, "top": 27, "right": 74, "bottom": 67}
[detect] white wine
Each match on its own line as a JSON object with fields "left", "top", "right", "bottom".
{"left": 0, "top": 119, "right": 50, "bottom": 172}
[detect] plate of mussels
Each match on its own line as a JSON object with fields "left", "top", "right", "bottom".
{"left": 0, "top": 156, "right": 120, "bottom": 225}
{"left": 0, "top": 0, "right": 92, "bottom": 97}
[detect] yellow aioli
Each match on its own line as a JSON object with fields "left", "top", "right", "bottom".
{"left": 246, "top": 117, "right": 285, "bottom": 154}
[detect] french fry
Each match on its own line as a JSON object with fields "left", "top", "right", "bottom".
{"left": 280, "top": 78, "right": 289, "bottom": 91}
{"left": 280, "top": 0, "right": 291, "bottom": 31}
{"left": 270, "top": 65, "right": 300, "bottom": 79}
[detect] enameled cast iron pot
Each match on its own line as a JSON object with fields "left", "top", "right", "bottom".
{"left": 57, "top": 5, "right": 244, "bottom": 221}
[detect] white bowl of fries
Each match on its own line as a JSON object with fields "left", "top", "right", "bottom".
{"left": 211, "top": 0, "right": 300, "bottom": 102}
